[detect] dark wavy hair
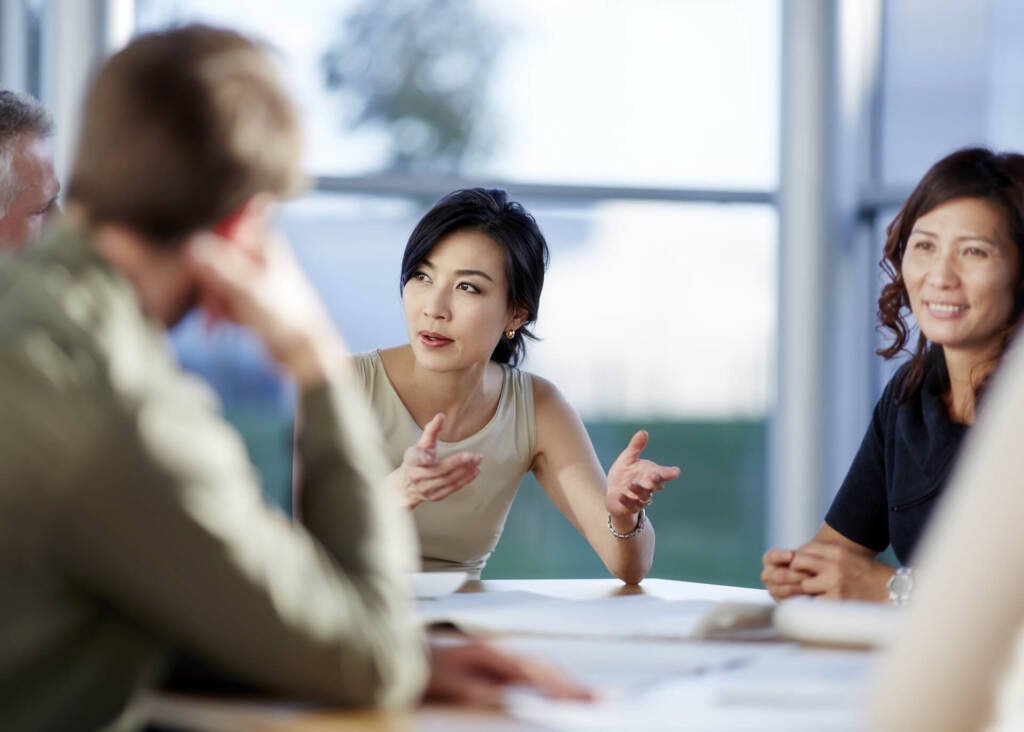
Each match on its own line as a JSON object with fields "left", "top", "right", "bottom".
{"left": 877, "top": 147, "right": 1024, "bottom": 400}
{"left": 400, "top": 188, "right": 549, "bottom": 366}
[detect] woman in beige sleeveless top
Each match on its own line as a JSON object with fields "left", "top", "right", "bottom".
{"left": 353, "top": 188, "right": 680, "bottom": 581}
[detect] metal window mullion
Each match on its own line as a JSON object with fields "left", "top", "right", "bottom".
{"left": 314, "top": 173, "right": 775, "bottom": 206}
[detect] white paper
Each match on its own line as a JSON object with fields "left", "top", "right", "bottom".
{"left": 417, "top": 590, "right": 774, "bottom": 640}
{"left": 506, "top": 646, "right": 876, "bottom": 732}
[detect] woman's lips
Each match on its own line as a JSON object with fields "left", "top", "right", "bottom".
{"left": 924, "top": 301, "right": 969, "bottom": 319}
{"left": 419, "top": 331, "right": 454, "bottom": 347}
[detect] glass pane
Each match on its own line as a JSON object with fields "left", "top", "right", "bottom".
{"left": 135, "top": 0, "right": 779, "bottom": 189}
{"left": 880, "top": 0, "right": 1024, "bottom": 186}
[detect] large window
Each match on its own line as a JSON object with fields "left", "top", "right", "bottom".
{"left": 138, "top": 0, "right": 780, "bottom": 586}
{"left": 880, "top": 0, "right": 1024, "bottom": 187}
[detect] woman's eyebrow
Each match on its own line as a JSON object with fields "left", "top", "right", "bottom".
{"left": 910, "top": 226, "right": 997, "bottom": 246}
{"left": 455, "top": 268, "right": 495, "bottom": 282}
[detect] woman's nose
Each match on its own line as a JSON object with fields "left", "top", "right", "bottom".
{"left": 925, "top": 249, "right": 960, "bottom": 288}
{"left": 423, "top": 288, "right": 450, "bottom": 319}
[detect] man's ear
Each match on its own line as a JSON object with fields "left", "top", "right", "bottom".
{"left": 211, "top": 194, "right": 276, "bottom": 251}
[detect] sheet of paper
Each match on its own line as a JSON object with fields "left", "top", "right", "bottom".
{"left": 417, "top": 591, "right": 773, "bottom": 640}
{"left": 506, "top": 646, "right": 876, "bottom": 732}
{"left": 488, "top": 636, "right": 793, "bottom": 691}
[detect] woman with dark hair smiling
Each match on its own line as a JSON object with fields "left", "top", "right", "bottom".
{"left": 762, "top": 147, "right": 1024, "bottom": 603}
{"left": 351, "top": 188, "right": 680, "bottom": 582}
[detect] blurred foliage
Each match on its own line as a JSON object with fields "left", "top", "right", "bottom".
{"left": 234, "top": 412, "right": 767, "bottom": 588}
{"left": 486, "top": 419, "right": 767, "bottom": 588}
{"left": 321, "top": 0, "right": 504, "bottom": 172}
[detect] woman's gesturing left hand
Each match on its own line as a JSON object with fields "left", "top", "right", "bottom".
{"left": 605, "top": 430, "right": 681, "bottom": 517}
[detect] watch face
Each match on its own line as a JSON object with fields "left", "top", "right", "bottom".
{"left": 888, "top": 568, "right": 914, "bottom": 604}
{"left": 890, "top": 574, "right": 912, "bottom": 594}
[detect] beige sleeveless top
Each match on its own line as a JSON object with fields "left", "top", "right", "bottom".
{"left": 353, "top": 351, "right": 536, "bottom": 577}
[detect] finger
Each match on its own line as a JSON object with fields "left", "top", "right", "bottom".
{"left": 403, "top": 446, "right": 436, "bottom": 470}
{"left": 460, "top": 643, "right": 593, "bottom": 701}
{"left": 435, "top": 451, "right": 483, "bottom": 473}
{"left": 795, "top": 541, "right": 842, "bottom": 561}
{"left": 626, "top": 470, "right": 660, "bottom": 494}
{"left": 634, "top": 478, "right": 660, "bottom": 495}
{"left": 615, "top": 492, "right": 649, "bottom": 513}
{"left": 425, "top": 664, "right": 505, "bottom": 708}
{"left": 800, "top": 573, "right": 836, "bottom": 596}
{"left": 769, "top": 583, "right": 807, "bottom": 601}
{"left": 789, "top": 553, "right": 830, "bottom": 575}
{"left": 763, "top": 548, "right": 795, "bottom": 567}
{"left": 421, "top": 465, "right": 480, "bottom": 501}
{"left": 619, "top": 479, "right": 653, "bottom": 500}
{"left": 632, "top": 460, "right": 679, "bottom": 484}
{"left": 657, "top": 466, "right": 681, "bottom": 481}
{"left": 769, "top": 567, "right": 811, "bottom": 585}
{"left": 762, "top": 566, "right": 794, "bottom": 584}
{"left": 449, "top": 676, "right": 507, "bottom": 708}
{"left": 628, "top": 463, "right": 679, "bottom": 492}
{"left": 632, "top": 485, "right": 655, "bottom": 502}
{"left": 508, "top": 658, "right": 594, "bottom": 701}
{"left": 419, "top": 461, "right": 481, "bottom": 494}
{"left": 412, "top": 454, "right": 481, "bottom": 485}
{"left": 619, "top": 430, "right": 649, "bottom": 463}
{"left": 186, "top": 234, "right": 284, "bottom": 334}
{"left": 417, "top": 413, "right": 445, "bottom": 451}
{"left": 186, "top": 234, "right": 255, "bottom": 306}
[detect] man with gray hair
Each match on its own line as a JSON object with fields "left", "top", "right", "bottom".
{"left": 0, "top": 89, "right": 59, "bottom": 248}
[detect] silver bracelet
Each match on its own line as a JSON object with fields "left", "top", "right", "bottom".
{"left": 607, "top": 509, "right": 646, "bottom": 539}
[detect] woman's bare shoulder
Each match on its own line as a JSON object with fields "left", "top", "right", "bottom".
{"left": 527, "top": 372, "right": 574, "bottom": 419}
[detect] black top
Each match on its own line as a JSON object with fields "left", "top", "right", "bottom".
{"left": 824, "top": 349, "right": 968, "bottom": 565}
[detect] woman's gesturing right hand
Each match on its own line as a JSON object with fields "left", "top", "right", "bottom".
{"left": 389, "top": 413, "right": 483, "bottom": 509}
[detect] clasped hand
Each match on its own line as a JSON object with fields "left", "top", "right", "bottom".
{"left": 761, "top": 542, "right": 894, "bottom": 602}
{"left": 605, "top": 430, "right": 681, "bottom": 518}
{"left": 391, "top": 413, "right": 483, "bottom": 509}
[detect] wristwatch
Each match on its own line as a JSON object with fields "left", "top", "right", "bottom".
{"left": 887, "top": 567, "right": 913, "bottom": 606}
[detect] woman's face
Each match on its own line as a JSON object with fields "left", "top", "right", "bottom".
{"left": 402, "top": 229, "right": 524, "bottom": 371}
{"left": 902, "top": 196, "right": 1021, "bottom": 360}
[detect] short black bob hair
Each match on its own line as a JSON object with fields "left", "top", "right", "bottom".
{"left": 400, "top": 188, "right": 549, "bottom": 366}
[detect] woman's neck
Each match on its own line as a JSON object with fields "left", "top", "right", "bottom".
{"left": 386, "top": 346, "right": 502, "bottom": 441}
{"left": 941, "top": 345, "right": 1001, "bottom": 424}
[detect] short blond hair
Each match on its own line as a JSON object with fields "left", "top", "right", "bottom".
{"left": 68, "top": 25, "right": 304, "bottom": 245}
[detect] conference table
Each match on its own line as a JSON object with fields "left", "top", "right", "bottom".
{"left": 135, "top": 578, "right": 878, "bottom": 731}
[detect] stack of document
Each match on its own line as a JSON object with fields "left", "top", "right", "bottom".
{"left": 417, "top": 590, "right": 776, "bottom": 641}
{"left": 417, "top": 590, "right": 891, "bottom": 731}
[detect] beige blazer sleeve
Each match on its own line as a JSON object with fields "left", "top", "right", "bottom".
{"left": 872, "top": 338, "right": 1024, "bottom": 731}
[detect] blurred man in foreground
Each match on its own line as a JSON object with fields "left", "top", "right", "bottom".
{"left": 0, "top": 89, "right": 59, "bottom": 248}
{"left": 0, "top": 25, "right": 586, "bottom": 730}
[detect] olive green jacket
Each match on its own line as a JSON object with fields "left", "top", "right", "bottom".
{"left": 0, "top": 226, "right": 426, "bottom": 730}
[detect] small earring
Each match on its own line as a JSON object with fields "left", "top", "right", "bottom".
{"left": 506, "top": 329, "right": 516, "bottom": 340}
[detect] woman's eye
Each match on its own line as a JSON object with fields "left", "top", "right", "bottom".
{"left": 910, "top": 239, "right": 933, "bottom": 251}
{"left": 412, "top": 271, "right": 430, "bottom": 283}
{"left": 456, "top": 282, "right": 480, "bottom": 294}
{"left": 964, "top": 246, "right": 988, "bottom": 258}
